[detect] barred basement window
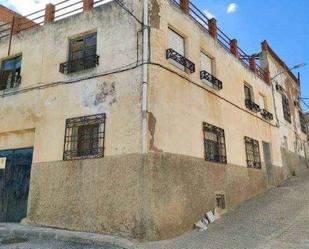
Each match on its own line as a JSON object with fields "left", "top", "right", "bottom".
{"left": 282, "top": 95, "right": 291, "bottom": 123}
{"left": 63, "top": 114, "right": 106, "bottom": 160}
{"left": 203, "top": 122, "right": 227, "bottom": 164}
{"left": 244, "top": 137, "right": 261, "bottom": 169}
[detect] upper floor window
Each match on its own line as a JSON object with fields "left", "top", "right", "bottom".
{"left": 63, "top": 113, "right": 106, "bottom": 160}
{"left": 0, "top": 56, "right": 22, "bottom": 90}
{"left": 200, "top": 52, "right": 222, "bottom": 90}
{"left": 282, "top": 95, "right": 291, "bottom": 123}
{"left": 166, "top": 28, "right": 195, "bottom": 73}
{"left": 244, "top": 137, "right": 261, "bottom": 169}
{"left": 60, "top": 32, "right": 99, "bottom": 74}
{"left": 299, "top": 111, "right": 307, "bottom": 134}
{"left": 201, "top": 52, "right": 213, "bottom": 75}
{"left": 244, "top": 84, "right": 260, "bottom": 113}
{"left": 203, "top": 122, "right": 227, "bottom": 164}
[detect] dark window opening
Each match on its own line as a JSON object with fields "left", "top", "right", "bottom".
{"left": 282, "top": 95, "right": 291, "bottom": 123}
{"left": 244, "top": 84, "right": 260, "bottom": 112}
{"left": 299, "top": 111, "right": 307, "bottom": 134}
{"left": 60, "top": 33, "right": 99, "bottom": 74}
{"left": 63, "top": 113, "right": 105, "bottom": 160}
{"left": 0, "top": 56, "right": 22, "bottom": 90}
{"left": 203, "top": 122, "right": 227, "bottom": 164}
{"left": 216, "top": 194, "right": 226, "bottom": 209}
{"left": 245, "top": 136, "right": 261, "bottom": 169}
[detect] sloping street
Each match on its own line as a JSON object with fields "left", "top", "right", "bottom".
{"left": 137, "top": 171, "right": 309, "bottom": 249}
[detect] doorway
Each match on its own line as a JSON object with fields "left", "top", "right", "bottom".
{"left": 0, "top": 148, "right": 33, "bottom": 222}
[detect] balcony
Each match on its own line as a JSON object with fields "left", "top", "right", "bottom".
{"left": 59, "top": 55, "right": 99, "bottom": 74}
{"left": 0, "top": 75, "right": 21, "bottom": 90}
{"left": 260, "top": 109, "right": 273, "bottom": 121}
{"left": 245, "top": 99, "right": 260, "bottom": 113}
{"left": 200, "top": 70, "right": 223, "bottom": 90}
{"left": 166, "top": 48, "right": 195, "bottom": 74}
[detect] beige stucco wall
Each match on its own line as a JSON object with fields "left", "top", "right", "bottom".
{"left": 0, "top": 2, "right": 143, "bottom": 163}
{"left": 147, "top": 0, "right": 283, "bottom": 168}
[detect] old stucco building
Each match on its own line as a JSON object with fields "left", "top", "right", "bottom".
{"left": 0, "top": 0, "right": 308, "bottom": 241}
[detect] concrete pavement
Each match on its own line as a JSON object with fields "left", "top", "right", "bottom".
{"left": 136, "top": 171, "right": 309, "bottom": 249}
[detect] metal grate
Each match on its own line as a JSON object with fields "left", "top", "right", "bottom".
{"left": 63, "top": 113, "right": 106, "bottom": 160}
{"left": 200, "top": 70, "right": 223, "bottom": 90}
{"left": 203, "top": 122, "right": 227, "bottom": 164}
{"left": 244, "top": 136, "right": 261, "bottom": 169}
{"left": 166, "top": 48, "right": 195, "bottom": 73}
{"left": 245, "top": 99, "right": 260, "bottom": 113}
{"left": 260, "top": 109, "right": 273, "bottom": 121}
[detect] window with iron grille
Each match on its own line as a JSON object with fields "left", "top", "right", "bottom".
{"left": 203, "top": 122, "right": 227, "bottom": 164}
{"left": 244, "top": 137, "right": 261, "bottom": 169}
{"left": 63, "top": 114, "right": 105, "bottom": 160}
{"left": 0, "top": 56, "right": 22, "bottom": 90}
{"left": 282, "top": 95, "right": 291, "bottom": 123}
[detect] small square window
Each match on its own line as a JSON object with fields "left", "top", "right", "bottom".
{"left": 0, "top": 56, "right": 22, "bottom": 90}
{"left": 63, "top": 114, "right": 105, "bottom": 160}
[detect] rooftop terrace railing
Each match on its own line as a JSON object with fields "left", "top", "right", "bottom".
{"left": 0, "top": 0, "right": 110, "bottom": 40}
{"left": 170, "top": 0, "right": 269, "bottom": 84}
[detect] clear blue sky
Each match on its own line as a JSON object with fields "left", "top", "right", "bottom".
{"left": 193, "top": 0, "right": 309, "bottom": 110}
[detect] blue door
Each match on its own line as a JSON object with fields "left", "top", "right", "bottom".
{"left": 0, "top": 148, "right": 33, "bottom": 222}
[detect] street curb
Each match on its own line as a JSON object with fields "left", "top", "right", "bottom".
{"left": 0, "top": 223, "right": 134, "bottom": 248}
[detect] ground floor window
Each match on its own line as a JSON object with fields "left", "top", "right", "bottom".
{"left": 63, "top": 113, "right": 106, "bottom": 160}
{"left": 203, "top": 122, "right": 227, "bottom": 164}
{"left": 244, "top": 136, "right": 261, "bottom": 169}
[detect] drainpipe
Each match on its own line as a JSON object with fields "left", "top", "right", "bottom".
{"left": 142, "top": 0, "right": 149, "bottom": 154}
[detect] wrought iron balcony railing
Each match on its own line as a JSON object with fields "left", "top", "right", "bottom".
{"left": 245, "top": 99, "right": 260, "bottom": 113}
{"left": 59, "top": 54, "right": 99, "bottom": 74}
{"left": 260, "top": 109, "right": 273, "bottom": 121}
{"left": 166, "top": 48, "right": 195, "bottom": 74}
{"left": 200, "top": 70, "right": 223, "bottom": 90}
{"left": 0, "top": 74, "right": 21, "bottom": 90}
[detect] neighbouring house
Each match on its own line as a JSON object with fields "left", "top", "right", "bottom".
{"left": 0, "top": 0, "right": 307, "bottom": 241}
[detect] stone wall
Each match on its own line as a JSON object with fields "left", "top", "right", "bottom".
{"left": 26, "top": 152, "right": 291, "bottom": 241}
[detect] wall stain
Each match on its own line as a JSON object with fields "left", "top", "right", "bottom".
{"left": 150, "top": 0, "right": 160, "bottom": 29}
{"left": 148, "top": 112, "right": 163, "bottom": 152}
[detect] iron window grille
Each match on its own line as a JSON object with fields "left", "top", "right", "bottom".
{"left": 245, "top": 99, "right": 260, "bottom": 113}
{"left": 60, "top": 33, "right": 99, "bottom": 74}
{"left": 275, "top": 83, "right": 284, "bottom": 94}
{"left": 203, "top": 122, "right": 227, "bottom": 164}
{"left": 260, "top": 109, "right": 273, "bottom": 121}
{"left": 244, "top": 136, "right": 261, "bottom": 169}
{"left": 200, "top": 70, "right": 223, "bottom": 90}
{"left": 63, "top": 113, "right": 106, "bottom": 160}
{"left": 299, "top": 111, "right": 307, "bottom": 134}
{"left": 0, "top": 56, "right": 22, "bottom": 90}
{"left": 166, "top": 48, "right": 195, "bottom": 73}
{"left": 282, "top": 95, "right": 291, "bottom": 123}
